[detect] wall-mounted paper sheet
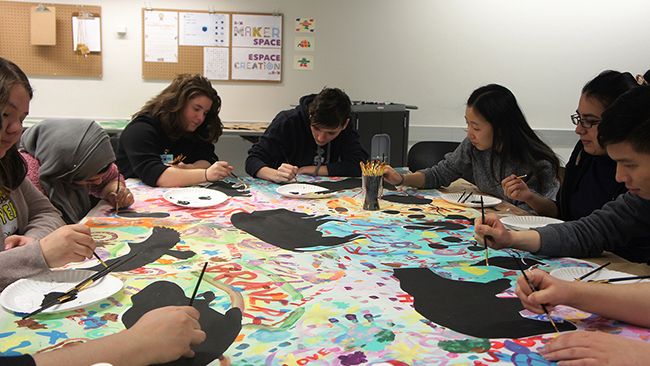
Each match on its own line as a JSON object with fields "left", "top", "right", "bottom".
{"left": 180, "top": 12, "right": 230, "bottom": 47}
{"left": 204, "top": 47, "right": 229, "bottom": 80}
{"left": 144, "top": 10, "right": 178, "bottom": 62}
{"left": 72, "top": 17, "right": 101, "bottom": 52}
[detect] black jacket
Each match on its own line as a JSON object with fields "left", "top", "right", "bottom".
{"left": 245, "top": 94, "right": 369, "bottom": 177}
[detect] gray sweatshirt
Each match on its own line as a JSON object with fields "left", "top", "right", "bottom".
{"left": 535, "top": 192, "right": 650, "bottom": 258}
{"left": 419, "top": 138, "right": 560, "bottom": 213}
{"left": 0, "top": 178, "right": 65, "bottom": 290}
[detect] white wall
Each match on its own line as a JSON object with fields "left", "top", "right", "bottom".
{"left": 10, "top": 0, "right": 650, "bottom": 163}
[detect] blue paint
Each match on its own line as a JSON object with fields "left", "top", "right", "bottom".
{"left": 36, "top": 330, "right": 68, "bottom": 345}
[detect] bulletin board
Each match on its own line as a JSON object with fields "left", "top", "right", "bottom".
{"left": 0, "top": 1, "right": 102, "bottom": 78}
{"left": 142, "top": 8, "right": 282, "bottom": 83}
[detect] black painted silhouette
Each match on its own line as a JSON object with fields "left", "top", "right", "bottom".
{"left": 84, "top": 227, "right": 195, "bottom": 272}
{"left": 116, "top": 210, "right": 170, "bottom": 218}
{"left": 206, "top": 181, "right": 251, "bottom": 197}
{"left": 231, "top": 208, "right": 360, "bottom": 251}
{"left": 122, "top": 281, "right": 242, "bottom": 365}
{"left": 382, "top": 194, "right": 432, "bottom": 205}
{"left": 393, "top": 268, "right": 576, "bottom": 338}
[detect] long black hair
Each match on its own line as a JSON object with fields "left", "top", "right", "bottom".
{"left": 467, "top": 84, "right": 560, "bottom": 189}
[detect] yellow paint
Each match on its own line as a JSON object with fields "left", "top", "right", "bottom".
{"left": 386, "top": 342, "right": 425, "bottom": 363}
{"left": 462, "top": 267, "right": 489, "bottom": 276}
{"left": 301, "top": 303, "right": 340, "bottom": 325}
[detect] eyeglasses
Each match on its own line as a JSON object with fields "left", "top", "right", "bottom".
{"left": 571, "top": 114, "right": 601, "bottom": 129}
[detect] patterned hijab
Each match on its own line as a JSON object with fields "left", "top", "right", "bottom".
{"left": 21, "top": 119, "right": 114, "bottom": 223}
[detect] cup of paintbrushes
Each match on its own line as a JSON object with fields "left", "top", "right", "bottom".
{"left": 360, "top": 161, "right": 385, "bottom": 211}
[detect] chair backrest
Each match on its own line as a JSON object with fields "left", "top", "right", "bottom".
{"left": 407, "top": 141, "right": 474, "bottom": 183}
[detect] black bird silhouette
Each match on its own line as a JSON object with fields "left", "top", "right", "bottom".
{"left": 84, "top": 227, "right": 195, "bottom": 272}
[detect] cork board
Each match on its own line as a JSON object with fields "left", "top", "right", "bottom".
{"left": 142, "top": 8, "right": 282, "bottom": 83}
{"left": 0, "top": 1, "right": 102, "bottom": 77}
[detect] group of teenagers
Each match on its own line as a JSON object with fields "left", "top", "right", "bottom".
{"left": 0, "top": 52, "right": 649, "bottom": 365}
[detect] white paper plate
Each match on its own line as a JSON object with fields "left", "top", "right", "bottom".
{"left": 501, "top": 216, "right": 563, "bottom": 230}
{"left": 550, "top": 267, "right": 647, "bottom": 284}
{"left": 276, "top": 184, "right": 332, "bottom": 199}
{"left": 163, "top": 188, "right": 228, "bottom": 208}
{"left": 0, "top": 270, "right": 123, "bottom": 314}
{"left": 439, "top": 193, "right": 501, "bottom": 208}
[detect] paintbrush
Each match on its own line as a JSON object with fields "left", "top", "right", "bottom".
{"left": 513, "top": 257, "right": 560, "bottom": 334}
{"left": 23, "top": 253, "right": 138, "bottom": 319}
{"left": 588, "top": 274, "right": 650, "bottom": 283}
{"left": 171, "top": 154, "right": 185, "bottom": 165}
{"left": 458, "top": 191, "right": 467, "bottom": 203}
{"left": 230, "top": 172, "right": 247, "bottom": 189}
{"left": 189, "top": 262, "right": 209, "bottom": 306}
{"left": 574, "top": 262, "right": 611, "bottom": 282}
{"left": 481, "top": 196, "right": 489, "bottom": 266}
{"left": 115, "top": 178, "right": 120, "bottom": 213}
{"left": 515, "top": 174, "right": 528, "bottom": 180}
{"left": 280, "top": 145, "right": 298, "bottom": 182}
{"left": 93, "top": 252, "right": 108, "bottom": 268}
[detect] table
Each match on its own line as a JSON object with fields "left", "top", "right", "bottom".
{"left": 1, "top": 177, "right": 648, "bottom": 365}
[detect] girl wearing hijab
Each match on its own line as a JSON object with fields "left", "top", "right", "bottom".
{"left": 0, "top": 57, "right": 96, "bottom": 290}
{"left": 20, "top": 119, "right": 134, "bottom": 224}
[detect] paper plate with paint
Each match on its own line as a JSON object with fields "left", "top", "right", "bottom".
{"left": 0, "top": 270, "right": 123, "bottom": 314}
{"left": 439, "top": 193, "right": 501, "bottom": 208}
{"left": 501, "top": 216, "right": 563, "bottom": 231}
{"left": 550, "top": 267, "right": 648, "bottom": 284}
{"left": 163, "top": 188, "right": 228, "bottom": 208}
{"left": 276, "top": 183, "right": 332, "bottom": 199}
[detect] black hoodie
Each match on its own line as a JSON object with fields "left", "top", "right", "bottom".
{"left": 245, "top": 94, "right": 369, "bottom": 177}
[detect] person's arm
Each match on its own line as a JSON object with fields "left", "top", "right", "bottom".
{"left": 155, "top": 161, "right": 232, "bottom": 187}
{"left": 383, "top": 166, "right": 426, "bottom": 188}
{"left": 31, "top": 306, "right": 206, "bottom": 366}
{"left": 474, "top": 213, "right": 542, "bottom": 252}
{"left": 101, "top": 180, "right": 134, "bottom": 209}
{"left": 0, "top": 224, "right": 95, "bottom": 290}
{"left": 255, "top": 164, "right": 299, "bottom": 183}
{"left": 297, "top": 165, "right": 328, "bottom": 176}
{"left": 538, "top": 332, "right": 650, "bottom": 365}
{"left": 502, "top": 174, "right": 559, "bottom": 217}
{"left": 516, "top": 269, "right": 650, "bottom": 328}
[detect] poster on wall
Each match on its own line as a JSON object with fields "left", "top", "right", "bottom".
{"left": 179, "top": 12, "right": 230, "bottom": 47}
{"left": 232, "top": 48, "right": 281, "bottom": 81}
{"left": 231, "top": 14, "right": 282, "bottom": 81}
{"left": 144, "top": 10, "right": 178, "bottom": 62}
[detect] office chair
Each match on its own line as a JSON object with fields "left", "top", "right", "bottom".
{"left": 407, "top": 141, "right": 473, "bottom": 183}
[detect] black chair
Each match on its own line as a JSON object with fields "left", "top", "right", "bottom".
{"left": 407, "top": 141, "right": 473, "bottom": 183}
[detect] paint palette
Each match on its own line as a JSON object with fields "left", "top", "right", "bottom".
{"left": 550, "top": 266, "right": 648, "bottom": 284}
{"left": 163, "top": 188, "right": 228, "bottom": 208}
{"left": 501, "top": 215, "right": 563, "bottom": 231}
{"left": 276, "top": 183, "right": 332, "bottom": 199}
{"left": 439, "top": 193, "right": 501, "bottom": 208}
{"left": 0, "top": 270, "right": 123, "bottom": 314}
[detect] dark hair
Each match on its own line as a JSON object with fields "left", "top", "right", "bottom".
{"left": 134, "top": 74, "right": 223, "bottom": 143}
{"left": 582, "top": 70, "right": 637, "bottom": 110}
{"left": 467, "top": 84, "right": 560, "bottom": 188}
{"left": 598, "top": 86, "right": 650, "bottom": 155}
{"left": 0, "top": 57, "right": 29, "bottom": 195}
{"left": 308, "top": 87, "right": 351, "bottom": 129}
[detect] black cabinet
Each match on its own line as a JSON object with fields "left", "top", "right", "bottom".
{"left": 350, "top": 103, "right": 410, "bottom": 167}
